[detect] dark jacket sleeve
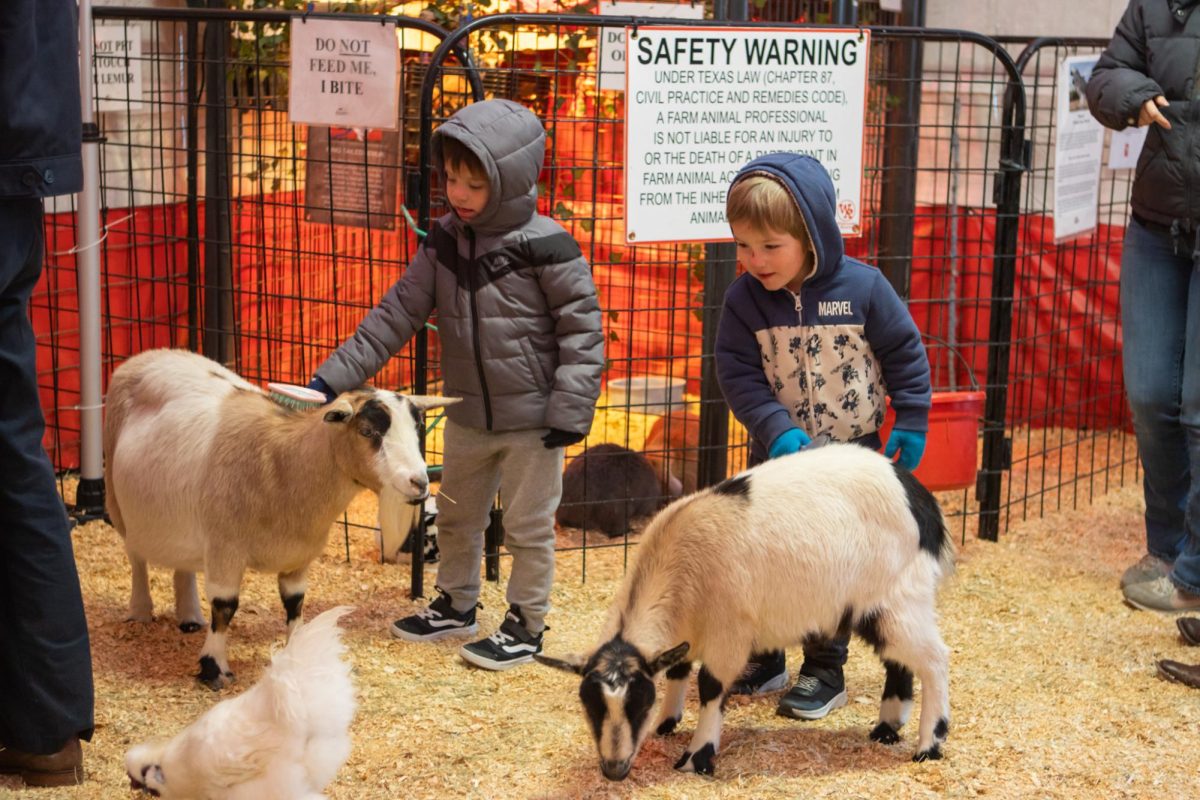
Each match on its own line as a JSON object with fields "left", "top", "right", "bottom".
{"left": 0, "top": 0, "right": 83, "bottom": 197}
{"left": 715, "top": 285, "right": 796, "bottom": 450}
{"left": 315, "top": 238, "right": 438, "bottom": 393}
{"left": 864, "top": 272, "right": 931, "bottom": 432}
{"left": 537, "top": 249, "right": 604, "bottom": 434}
{"left": 1086, "top": 1, "right": 1162, "bottom": 131}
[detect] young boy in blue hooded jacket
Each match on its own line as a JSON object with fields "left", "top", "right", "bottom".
{"left": 715, "top": 152, "right": 931, "bottom": 718}
{"left": 309, "top": 99, "right": 604, "bottom": 671}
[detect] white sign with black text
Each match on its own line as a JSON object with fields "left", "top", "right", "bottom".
{"left": 95, "top": 24, "right": 144, "bottom": 112}
{"left": 624, "top": 27, "right": 868, "bottom": 243}
{"left": 597, "top": 2, "right": 705, "bottom": 92}
{"left": 1053, "top": 54, "right": 1104, "bottom": 242}
{"left": 288, "top": 18, "right": 398, "bottom": 131}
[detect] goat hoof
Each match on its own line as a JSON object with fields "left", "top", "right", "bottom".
{"left": 197, "top": 671, "right": 235, "bottom": 692}
{"left": 197, "top": 656, "right": 235, "bottom": 690}
{"left": 655, "top": 716, "right": 680, "bottom": 736}
{"left": 912, "top": 744, "right": 943, "bottom": 762}
{"left": 869, "top": 722, "right": 901, "bottom": 744}
{"left": 673, "top": 743, "right": 716, "bottom": 776}
{"left": 178, "top": 621, "right": 203, "bottom": 634}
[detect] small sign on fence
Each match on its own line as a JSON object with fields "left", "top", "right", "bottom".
{"left": 304, "top": 127, "right": 400, "bottom": 230}
{"left": 289, "top": 17, "right": 399, "bottom": 131}
{"left": 596, "top": 2, "right": 706, "bottom": 92}
{"left": 1107, "top": 125, "right": 1147, "bottom": 170}
{"left": 623, "top": 27, "right": 868, "bottom": 243}
{"left": 94, "top": 24, "right": 144, "bottom": 111}
{"left": 1053, "top": 54, "right": 1104, "bottom": 242}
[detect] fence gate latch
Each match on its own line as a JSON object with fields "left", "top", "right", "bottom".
{"left": 992, "top": 139, "right": 1031, "bottom": 204}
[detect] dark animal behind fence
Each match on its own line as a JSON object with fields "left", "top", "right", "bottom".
{"left": 556, "top": 443, "right": 664, "bottom": 538}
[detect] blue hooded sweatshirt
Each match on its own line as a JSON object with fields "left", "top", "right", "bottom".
{"left": 715, "top": 153, "right": 931, "bottom": 459}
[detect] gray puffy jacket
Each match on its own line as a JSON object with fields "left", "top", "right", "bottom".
{"left": 316, "top": 100, "right": 604, "bottom": 435}
{"left": 1087, "top": 0, "right": 1200, "bottom": 227}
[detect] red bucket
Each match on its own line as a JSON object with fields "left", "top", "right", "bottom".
{"left": 879, "top": 390, "right": 985, "bottom": 491}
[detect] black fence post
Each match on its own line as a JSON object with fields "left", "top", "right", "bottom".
{"left": 876, "top": 0, "right": 925, "bottom": 299}
{"left": 696, "top": 0, "right": 748, "bottom": 490}
{"left": 833, "top": 0, "right": 858, "bottom": 25}
{"left": 485, "top": 503, "right": 504, "bottom": 582}
{"left": 202, "top": 2, "right": 234, "bottom": 365}
{"left": 977, "top": 76, "right": 1028, "bottom": 541}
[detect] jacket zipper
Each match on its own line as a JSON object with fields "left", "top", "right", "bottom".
{"left": 466, "top": 227, "right": 493, "bottom": 430}
{"left": 791, "top": 288, "right": 817, "bottom": 435}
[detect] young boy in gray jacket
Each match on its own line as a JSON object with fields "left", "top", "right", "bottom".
{"left": 310, "top": 99, "right": 604, "bottom": 670}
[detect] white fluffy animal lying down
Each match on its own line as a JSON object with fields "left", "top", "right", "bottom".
{"left": 126, "top": 607, "right": 357, "bottom": 799}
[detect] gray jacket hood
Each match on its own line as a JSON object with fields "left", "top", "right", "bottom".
{"left": 431, "top": 99, "right": 544, "bottom": 235}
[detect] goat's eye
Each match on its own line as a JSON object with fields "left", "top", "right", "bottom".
{"left": 358, "top": 424, "right": 374, "bottom": 438}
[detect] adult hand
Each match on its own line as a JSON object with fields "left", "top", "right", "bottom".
{"left": 767, "top": 428, "right": 811, "bottom": 459}
{"left": 306, "top": 375, "right": 337, "bottom": 404}
{"left": 884, "top": 428, "right": 926, "bottom": 471}
{"left": 542, "top": 428, "right": 584, "bottom": 449}
{"left": 1137, "top": 96, "right": 1171, "bottom": 129}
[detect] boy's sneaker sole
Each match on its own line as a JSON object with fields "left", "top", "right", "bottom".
{"left": 459, "top": 647, "right": 537, "bottom": 671}
{"left": 777, "top": 689, "right": 848, "bottom": 720}
{"left": 389, "top": 621, "right": 478, "bottom": 642}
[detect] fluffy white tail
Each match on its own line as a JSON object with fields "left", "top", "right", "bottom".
{"left": 265, "top": 606, "right": 356, "bottom": 725}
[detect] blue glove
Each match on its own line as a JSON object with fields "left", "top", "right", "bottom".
{"left": 884, "top": 428, "right": 926, "bottom": 471}
{"left": 307, "top": 375, "right": 337, "bottom": 404}
{"left": 767, "top": 428, "right": 811, "bottom": 459}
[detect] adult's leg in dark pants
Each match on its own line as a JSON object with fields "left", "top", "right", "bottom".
{"left": 0, "top": 198, "right": 94, "bottom": 755}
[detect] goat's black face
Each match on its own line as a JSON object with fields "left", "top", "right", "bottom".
{"left": 577, "top": 642, "right": 659, "bottom": 781}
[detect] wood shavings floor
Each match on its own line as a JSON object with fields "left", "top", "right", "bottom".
{"left": 5, "top": 480, "right": 1199, "bottom": 799}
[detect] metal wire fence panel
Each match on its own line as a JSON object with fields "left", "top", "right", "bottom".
{"left": 413, "top": 16, "right": 1033, "bottom": 559}
{"left": 31, "top": 8, "right": 1141, "bottom": 577}
{"left": 996, "top": 37, "right": 1138, "bottom": 532}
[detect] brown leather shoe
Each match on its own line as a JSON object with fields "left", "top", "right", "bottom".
{"left": 0, "top": 737, "right": 83, "bottom": 787}
{"left": 1157, "top": 659, "right": 1200, "bottom": 689}
{"left": 1177, "top": 617, "right": 1200, "bottom": 646}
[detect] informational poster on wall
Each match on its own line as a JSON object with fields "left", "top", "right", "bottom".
{"left": 596, "top": 2, "right": 706, "bottom": 92}
{"left": 624, "top": 27, "right": 868, "bottom": 243}
{"left": 94, "top": 24, "right": 144, "bottom": 111}
{"left": 289, "top": 17, "right": 398, "bottom": 130}
{"left": 1053, "top": 54, "right": 1104, "bottom": 242}
{"left": 304, "top": 127, "right": 400, "bottom": 229}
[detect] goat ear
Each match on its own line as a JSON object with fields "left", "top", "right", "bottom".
{"left": 404, "top": 394, "right": 462, "bottom": 411}
{"left": 323, "top": 398, "right": 354, "bottom": 423}
{"left": 533, "top": 652, "right": 587, "bottom": 675}
{"left": 648, "top": 642, "right": 690, "bottom": 675}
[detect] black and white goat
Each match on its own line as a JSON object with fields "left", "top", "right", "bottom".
{"left": 104, "top": 349, "right": 456, "bottom": 689}
{"left": 537, "top": 442, "right": 953, "bottom": 779}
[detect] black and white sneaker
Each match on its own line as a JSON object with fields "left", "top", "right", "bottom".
{"left": 776, "top": 668, "right": 848, "bottom": 720}
{"left": 389, "top": 589, "right": 478, "bottom": 642}
{"left": 729, "top": 649, "right": 789, "bottom": 696}
{"left": 459, "top": 606, "right": 543, "bottom": 671}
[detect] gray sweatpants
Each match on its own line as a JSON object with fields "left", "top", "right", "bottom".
{"left": 436, "top": 419, "right": 564, "bottom": 633}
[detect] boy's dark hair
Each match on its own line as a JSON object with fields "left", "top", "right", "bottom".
{"left": 726, "top": 174, "right": 808, "bottom": 240}
{"left": 441, "top": 137, "right": 487, "bottom": 180}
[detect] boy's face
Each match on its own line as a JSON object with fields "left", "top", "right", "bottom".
{"left": 729, "top": 222, "right": 812, "bottom": 293}
{"left": 444, "top": 160, "right": 490, "bottom": 223}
